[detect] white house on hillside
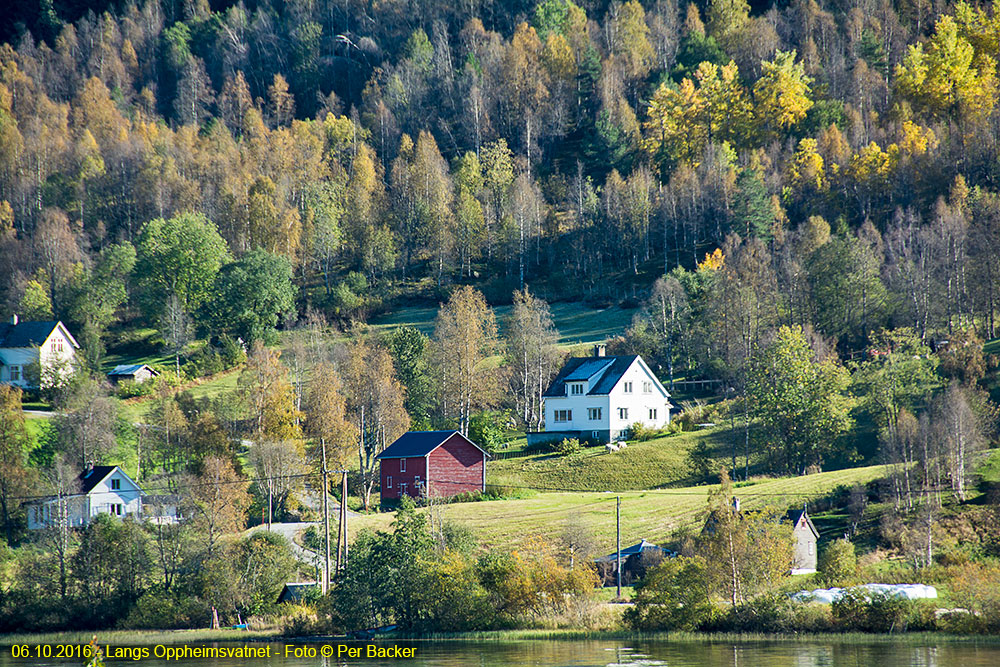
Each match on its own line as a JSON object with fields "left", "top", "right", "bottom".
{"left": 26, "top": 465, "right": 145, "bottom": 530}
{"left": 537, "top": 346, "right": 672, "bottom": 444}
{"left": 0, "top": 315, "right": 79, "bottom": 389}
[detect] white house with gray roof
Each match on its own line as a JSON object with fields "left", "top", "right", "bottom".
{"left": 0, "top": 315, "right": 79, "bottom": 390}
{"left": 537, "top": 345, "right": 672, "bottom": 444}
{"left": 25, "top": 465, "right": 145, "bottom": 530}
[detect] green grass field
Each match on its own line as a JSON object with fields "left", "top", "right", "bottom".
{"left": 346, "top": 464, "right": 891, "bottom": 553}
{"left": 489, "top": 428, "right": 733, "bottom": 492}
{"left": 118, "top": 368, "right": 241, "bottom": 423}
{"left": 370, "top": 302, "right": 638, "bottom": 348}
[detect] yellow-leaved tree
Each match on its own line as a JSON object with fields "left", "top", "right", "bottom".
{"left": 753, "top": 50, "right": 813, "bottom": 139}
{"left": 895, "top": 15, "right": 998, "bottom": 126}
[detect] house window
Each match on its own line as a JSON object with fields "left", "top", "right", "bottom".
{"left": 623, "top": 382, "right": 633, "bottom": 393}
{"left": 570, "top": 383, "right": 584, "bottom": 395}
{"left": 400, "top": 459, "right": 406, "bottom": 473}
{"left": 587, "top": 407, "right": 602, "bottom": 421}
{"left": 111, "top": 478, "right": 121, "bottom": 490}
{"left": 809, "top": 542, "right": 814, "bottom": 555}
{"left": 387, "top": 475, "right": 393, "bottom": 489}
{"left": 592, "top": 431, "right": 600, "bottom": 438}
{"left": 643, "top": 381, "right": 652, "bottom": 393}
{"left": 648, "top": 408, "right": 657, "bottom": 420}
{"left": 618, "top": 407, "right": 628, "bottom": 420}
{"left": 400, "top": 483, "right": 408, "bottom": 496}
{"left": 9, "top": 366, "right": 20, "bottom": 382}
{"left": 111, "top": 503, "right": 123, "bottom": 516}
{"left": 554, "top": 409, "right": 572, "bottom": 422}
{"left": 58, "top": 340, "right": 63, "bottom": 352}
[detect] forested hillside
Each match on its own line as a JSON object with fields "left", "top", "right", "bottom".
{"left": 2, "top": 0, "right": 1000, "bottom": 347}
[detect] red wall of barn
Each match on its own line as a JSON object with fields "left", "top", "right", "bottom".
{"left": 427, "top": 434, "right": 485, "bottom": 498}
{"left": 379, "top": 456, "right": 426, "bottom": 499}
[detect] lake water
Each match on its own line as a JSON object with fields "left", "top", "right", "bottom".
{"left": 5, "top": 639, "right": 1000, "bottom": 667}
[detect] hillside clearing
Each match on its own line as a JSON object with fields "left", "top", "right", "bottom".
{"left": 346, "top": 464, "right": 891, "bottom": 553}
{"left": 370, "top": 302, "right": 638, "bottom": 347}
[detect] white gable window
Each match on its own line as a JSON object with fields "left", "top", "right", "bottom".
{"left": 623, "top": 382, "right": 633, "bottom": 393}
{"left": 649, "top": 408, "right": 657, "bottom": 420}
{"left": 643, "top": 381, "right": 652, "bottom": 393}
{"left": 587, "top": 407, "right": 602, "bottom": 421}
{"left": 400, "top": 459, "right": 406, "bottom": 473}
{"left": 570, "top": 382, "right": 584, "bottom": 395}
{"left": 554, "top": 409, "right": 572, "bottom": 422}
{"left": 111, "top": 478, "right": 121, "bottom": 490}
{"left": 618, "top": 407, "right": 628, "bottom": 420}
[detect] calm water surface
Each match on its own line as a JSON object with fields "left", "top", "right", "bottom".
{"left": 5, "top": 639, "right": 1000, "bottom": 667}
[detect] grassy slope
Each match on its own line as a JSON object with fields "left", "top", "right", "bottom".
{"left": 346, "top": 464, "right": 891, "bottom": 553}
{"left": 489, "top": 428, "right": 733, "bottom": 492}
{"left": 370, "top": 302, "right": 638, "bottom": 348}
{"left": 117, "top": 368, "right": 241, "bottom": 423}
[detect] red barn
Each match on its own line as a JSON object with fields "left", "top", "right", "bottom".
{"left": 375, "top": 430, "right": 489, "bottom": 502}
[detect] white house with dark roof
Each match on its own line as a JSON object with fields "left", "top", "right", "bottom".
{"left": 25, "top": 465, "right": 144, "bottom": 530}
{"left": 537, "top": 345, "right": 672, "bottom": 444}
{"left": 0, "top": 315, "right": 79, "bottom": 389}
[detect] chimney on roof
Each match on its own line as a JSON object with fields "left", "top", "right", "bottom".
{"left": 732, "top": 497, "right": 741, "bottom": 513}
{"left": 594, "top": 343, "right": 606, "bottom": 357}
{"left": 10, "top": 314, "right": 17, "bottom": 325}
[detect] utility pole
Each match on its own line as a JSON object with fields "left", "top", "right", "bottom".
{"left": 321, "top": 438, "right": 330, "bottom": 594}
{"left": 616, "top": 495, "right": 622, "bottom": 599}
{"left": 267, "top": 479, "right": 272, "bottom": 532}
{"left": 335, "top": 472, "right": 349, "bottom": 572}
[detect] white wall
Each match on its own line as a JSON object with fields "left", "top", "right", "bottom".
{"left": 0, "top": 347, "right": 36, "bottom": 388}
{"left": 544, "top": 358, "right": 671, "bottom": 437}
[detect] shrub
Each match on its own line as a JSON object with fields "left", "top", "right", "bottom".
{"left": 114, "top": 380, "right": 154, "bottom": 399}
{"left": 831, "top": 588, "right": 913, "bottom": 632}
{"left": 553, "top": 437, "right": 581, "bottom": 456}
{"left": 819, "top": 538, "right": 857, "bottom": 584}
{"left": 123, "top": 590, "right": 207, "bottom": 629}
{"left": 625, "top": 556, "right": 714, "bottom": 631}
{"left": 468, "top": 410, "right": 511, "bottom": 454}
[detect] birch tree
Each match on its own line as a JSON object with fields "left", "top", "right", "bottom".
{"left": 431, "top": 286, "right": 500, "bottom": 435}
{"left": 504, "top": 288, "right": 561, "bottom": 430}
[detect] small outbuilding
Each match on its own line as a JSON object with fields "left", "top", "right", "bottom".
{"left": 594, "top": 539, "right": 673, "bottom": 586}
{"left": 107, "top": 363, "right": 160, "bottom": 385}
{"left": 277, "top": 582, "right": 320, "bottom": 604}
{"left": 376, "top": 430, "right": 489, "bottom": 502}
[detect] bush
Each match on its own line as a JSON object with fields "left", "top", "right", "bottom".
{"left": 553, "top": 437, "right": 581, "bottom": 456}
{"left": 114, "top": 379, "right": 155, "bottom": 399}
{"left": 625, "top": 556, "right": 714, "bottom": 631}
{"left": 123, "top": 590, "right": 207, "bottom": 629}
{"left": 831, "top": 588, "right": 914, "bottom": 632}
{"left": 468, "top": 410, "right": 511, "bottom": 454}
{"left": 819, "top": 538, "right": 857, "bottom": 584}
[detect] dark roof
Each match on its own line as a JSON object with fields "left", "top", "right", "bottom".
{"left": 0, "top": 320, "right": 62, "bottom": 348}
{"left": 543, "top": 355, "right": 639, "bottom": 397}
{"left": 595, "top": 539, "right": 671, "bottom": 563}
{"left": 785, "top": 509, "right": 819, "bottom": 539}
{"left": 376, "top": 430, "right": 490, "bottom": 459}
{"left": 278, "top": 582, "right": 319, "bottom": 603}
{"left": 78, "top": 466, "right": 118, "bottom": 494}
{"left": 108, "top": 364, "right": 159, "bottom": 376}
{"left": 564, "top": 358, "right": 615, "bottom": 381}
